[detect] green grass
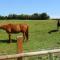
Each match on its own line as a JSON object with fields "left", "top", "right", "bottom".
{"left": 0, "top": 20, "right": 60, "bottom": 56}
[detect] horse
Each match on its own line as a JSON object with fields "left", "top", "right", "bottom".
{"left": 0, "top": 23, "right": 29, "bottom": 43}
{"left": 57, "top": 20, "right": 60, "bottom": 30}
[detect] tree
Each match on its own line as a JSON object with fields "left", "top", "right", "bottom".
{"left": 40, "top": 13, "right": 50, "bottom": 20}
{"left": 0, "top": 12, "right": 50, "bottom": 20}
{"left": 31, "top": 13, "right": 39, "bottom": 20}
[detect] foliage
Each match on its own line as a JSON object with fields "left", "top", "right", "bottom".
{"left": 0, "top": 13, "right": 50, "bottom": 20}
{"left": 40, "top": 13, "right": 50, "bottom": 20}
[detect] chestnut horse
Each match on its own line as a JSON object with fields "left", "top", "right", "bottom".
{"left": 0, "top": 23, "right": 29, "bottom": 43}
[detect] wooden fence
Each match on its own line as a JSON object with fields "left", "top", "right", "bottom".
{"left": 0, "top": 36, "right": 60, "bottom": 60}
{"left": 0, "top": 49, "right": 60, "bottom": 60}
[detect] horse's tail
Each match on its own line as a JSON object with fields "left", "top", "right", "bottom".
{"left": 25, "top": 26, "right": 29, "bottom": 41}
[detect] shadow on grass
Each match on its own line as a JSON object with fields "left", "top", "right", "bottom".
{"left": 0, "top": 39, "right": 17, "bottom": 43}
{"left": 48, "top": 29, "right": 58, "bottom": 34}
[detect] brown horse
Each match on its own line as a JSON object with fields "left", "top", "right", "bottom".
{"left": 0, "top": 23, "right": 29, "bottom": 43}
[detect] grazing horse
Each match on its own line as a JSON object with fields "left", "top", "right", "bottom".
{"left": 57, "top": 20, "right": 60, "bottom": 30}
{"left": 0, "top": 23, "right": 29, "bottom": 43}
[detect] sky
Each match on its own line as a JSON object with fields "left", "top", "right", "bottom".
{"left": 0, "top": 0, "right": 60, "bottom": 18}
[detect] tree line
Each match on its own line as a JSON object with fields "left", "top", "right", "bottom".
{"left": 0, "top": 13, "right": 50, "bottom": 20}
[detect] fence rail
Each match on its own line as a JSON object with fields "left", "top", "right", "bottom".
{"left": 0, "top": 49, "right": 60, "bottom": 60}
{"left": 0, "top": 36, "right": 60, "bottom": 60}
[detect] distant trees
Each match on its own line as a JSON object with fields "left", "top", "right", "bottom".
{"left": 40, "top": 13, "right": 50, "bottom": 20}
{"left": 0, "top": 12, "right": 50, "bottom": 20}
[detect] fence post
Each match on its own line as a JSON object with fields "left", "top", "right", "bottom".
{"left": 17, "top": 36, "right": 23, "bottom": 60}
{"left": 48, "top": 53, "right": 53, "bottom": 60}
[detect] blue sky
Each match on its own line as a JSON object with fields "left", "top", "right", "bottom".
{"left": 0, "top": 0, "right": 60, "bottom": 18}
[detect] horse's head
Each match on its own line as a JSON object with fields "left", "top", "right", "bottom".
{"left": 0, "top": 25, "right": 3, "bottom": 29}
{"left": 0, "top": 24, "right": 7, "bottom": 30}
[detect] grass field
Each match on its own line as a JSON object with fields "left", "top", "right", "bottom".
{"left": 0, "top": 20, "right": 60, "bottom": 56}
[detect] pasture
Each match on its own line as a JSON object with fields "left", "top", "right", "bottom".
{"left": 0, "top": 20, "right": 60, "bottom": 56}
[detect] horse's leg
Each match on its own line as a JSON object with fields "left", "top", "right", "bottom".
{"left": 57, "top": 20, "right": 60, "bottom": 30}
{"left": 25, "top": 28, "right": 29, "bottom": 41}
{"left": 25, "top": 32, "right": 28, "bottom": 41}
{"left": 23, "top": 32, "right": 25, "bottom": 42}
{"left": 8, "top": 33, "right": 12, "bottom": 43}
{"left": 57, "top": 25, "right": 59, "bottom": 30}
{"left": 57, "top": 23, "right": 60, "bottom": 30}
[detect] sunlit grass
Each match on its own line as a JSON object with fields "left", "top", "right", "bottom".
{"left": 0, "top": 20, "right": 60, "bottom": 55}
